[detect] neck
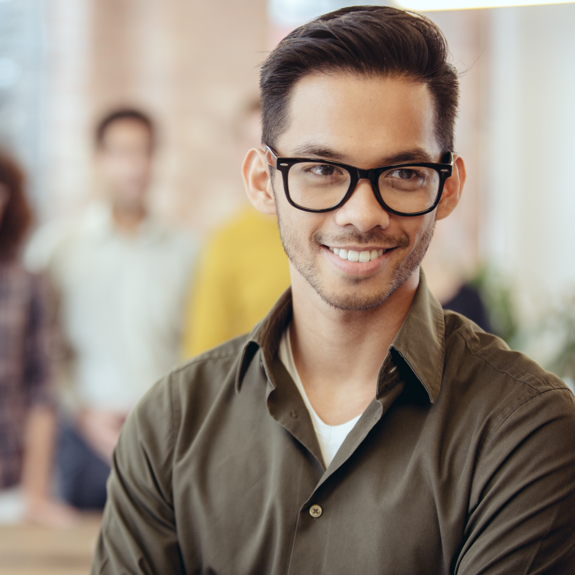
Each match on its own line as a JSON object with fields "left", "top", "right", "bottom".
{"left": 112, "top": 203, "right": 146, "bottom": 234}
{"left": 289, "top": 268, "right": 419, "bottom": 425}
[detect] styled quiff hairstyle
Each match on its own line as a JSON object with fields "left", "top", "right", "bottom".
{"left": 260, "top": 5, "right": 459, "bottom": 153}
{"left": 0, "top": 150, "right": 32, "bottom": 262}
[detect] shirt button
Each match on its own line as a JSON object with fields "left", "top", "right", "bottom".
{"left": 309, "top": 504, "right": 323, "bottom": 518}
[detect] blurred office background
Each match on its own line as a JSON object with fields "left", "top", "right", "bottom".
{"left": 0, "top": 0, "right": 574, "bottom": 570}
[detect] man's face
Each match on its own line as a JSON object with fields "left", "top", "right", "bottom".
{"left": 269, "top": 73, "right": 445, "bottom": 311}
{"left": 97, "top": 119, "right": 154, "bottom": 211}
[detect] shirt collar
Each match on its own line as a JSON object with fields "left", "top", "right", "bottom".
{"left": 388, "top": 270, "right": 445, "bottom": 403}
{"left": 236, "top": 270, "right": 445, "bottom": 404}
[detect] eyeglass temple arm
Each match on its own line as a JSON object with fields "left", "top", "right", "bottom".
{"left": 265, "top": 145, "right": 279, "bottom": 169}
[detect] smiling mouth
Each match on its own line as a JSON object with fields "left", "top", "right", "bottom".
{"left": 327, "top": 246, "right": 390, "bottom": 262}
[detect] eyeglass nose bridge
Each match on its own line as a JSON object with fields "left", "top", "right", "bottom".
{"left": 343, "top": 167, "right": 387, "bottom": 210}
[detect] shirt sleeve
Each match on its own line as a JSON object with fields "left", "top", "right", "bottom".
{"left": 91, "top": 374, "right": 185, "bottom": 575}
{"left": 456, "top": 386, "right": 575, "bottom": 574}
{"left": 23, "top": 274, "right": 55, "bottom": 408}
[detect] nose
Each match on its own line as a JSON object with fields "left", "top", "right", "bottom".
{"left": 334, "top": 177, "right": 390, "bottom": 232}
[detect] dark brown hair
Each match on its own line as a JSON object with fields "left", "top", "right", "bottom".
{"left": 260, "top": 6, "right": 459, "bottom": 153}
{"left": 0, "top": 150, "right": 32, "bottom": 262}
{"left": 94, "top": 107, "right": 156, "bottom": 149}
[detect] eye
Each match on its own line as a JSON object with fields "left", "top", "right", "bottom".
{"left": 307, "top": 163, "right": 341, "bottom": 177}
{"left": 294, "top": 162, "right": 348, "bottom": 183}
{"left": 389, "top": 168, "right": 420, "bottom": 181}
{"left": 380, "top": 166, "right": 433, "bottom": 193}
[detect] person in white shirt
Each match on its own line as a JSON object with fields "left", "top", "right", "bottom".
{"left": 26, "top": 108, "right": 198, "bottom": 509}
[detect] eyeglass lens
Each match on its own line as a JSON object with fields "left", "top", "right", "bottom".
{"left": 287, "top": 162, "right": 440, "bottom": 213}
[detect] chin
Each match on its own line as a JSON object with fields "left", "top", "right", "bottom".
{"left": 324, "top": 296, "right": 387, "bottom": 312}
{"left": 116, "top": 193, "right": 146, "bottom": 210}
{"left": 316, "top": 284, "right": 395, "bottom": 312}
{"left": 302, "top": 257, "right": 419, "bottom": 313}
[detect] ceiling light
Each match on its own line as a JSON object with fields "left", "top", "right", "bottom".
{"left": 397, "top": 0, "right": 574, "bottom": 10}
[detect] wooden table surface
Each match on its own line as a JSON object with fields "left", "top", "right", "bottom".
{"left": 0, "top": 514, "right": 102, "bottom": 575}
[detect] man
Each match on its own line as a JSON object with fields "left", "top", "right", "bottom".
{"left": 92, "top": 8, "right": 575, "bottom": 574}
{"left": 26, "top": 109, "right": 197, "bottom": 509}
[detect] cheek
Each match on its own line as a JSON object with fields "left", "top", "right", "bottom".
{"left": 276, "top": 198, "right": 324, "bottom": 242}
{"left": 406, "top": 214, "right": 435, "bottom": 245}
{"left": 102, "top": 158, "right": 127, "bottom": 179}
{"left": 302, "top": 215, "right": 332, "bottom": 249}
{"left": 282, "top": 214, "right": 314, "bottom": 246}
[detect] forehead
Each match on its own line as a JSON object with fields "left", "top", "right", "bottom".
{"left": 277, "top": 72, "right": 439, "bottom": 165}
{"left": 100, "top": 119, "right": 152, "bottom": 148}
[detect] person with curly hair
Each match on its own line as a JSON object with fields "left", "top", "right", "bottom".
{"left": 0, "top": 150, "right": 74, "bottom": 527}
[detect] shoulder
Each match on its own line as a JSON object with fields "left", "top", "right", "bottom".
{"left": 0, "top": 260, "right": 30, "bottom": 281}
{"left": 171, "top": 333, "right": 250, "bottom": 390}
{"left": 132, "top": 334, "right": 251, "bottom": 432}
{"left": 442, "top": 310, "right": 575, "bottom": 444}
{"left": 210, "top": 209, "right": 277, "bottom": 249}
{"left": 1, "top": 260, "right": 47, "bottom": 292}
{"left": 24, "top": 212, "right": 89, "bottom": 272}
{"left": 444, "top": 310, "right": 566, "bottom": 392}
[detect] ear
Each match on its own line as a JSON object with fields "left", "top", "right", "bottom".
{"left": 242, "top": 148, "right": 277, "bottom": 216}
{"left": 435, "top": 154, "right": 466, "bottom": 221}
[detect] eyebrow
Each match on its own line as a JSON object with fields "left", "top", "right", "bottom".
{"left": 290, "top": 144, "right": 345, "bottom": 161}
{"left": 288, "top": 144, "right": 438, "bottom": 166}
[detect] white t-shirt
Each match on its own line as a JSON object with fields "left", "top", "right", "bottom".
{"left": 278, "top": 326, "right": 362, "bottom": 467}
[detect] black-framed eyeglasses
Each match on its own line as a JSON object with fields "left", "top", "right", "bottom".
{"left": 265, "top": 145, "right": 454, "bottom": 217}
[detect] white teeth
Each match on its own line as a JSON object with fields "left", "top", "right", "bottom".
{"left": 329, "top": 247, "right": 387, "bottom": 262}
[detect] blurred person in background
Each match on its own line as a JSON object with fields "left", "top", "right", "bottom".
{"left": 0, "top": 151, "right": 74, "bottom": 527}
{"left": 181, "top": 98, "right": 290, "bottom": 358}
{"left": 26, "top": 109, "right": 198, "bottom": 510}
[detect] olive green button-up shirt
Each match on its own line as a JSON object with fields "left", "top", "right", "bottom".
{"left": 92, "top": 279, "right": 575, "bottom": 574}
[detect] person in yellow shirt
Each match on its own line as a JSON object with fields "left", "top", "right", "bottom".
{"left": 181, "top": 100, "right": 290, "bottom": 357}
{"left": 182, "top": 207, "right": 289, "bottom": 357}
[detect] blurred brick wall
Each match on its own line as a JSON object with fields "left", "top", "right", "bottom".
{"left": 43, "top": 0, "right": 268, "bottom": 235}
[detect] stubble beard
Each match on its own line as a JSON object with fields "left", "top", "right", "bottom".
{"left": 275, "top": 197, "right": 435, "bottom": 312}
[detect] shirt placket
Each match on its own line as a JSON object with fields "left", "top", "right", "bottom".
{"left": 264, "top": 350, "right": 404, "bottom": 574}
